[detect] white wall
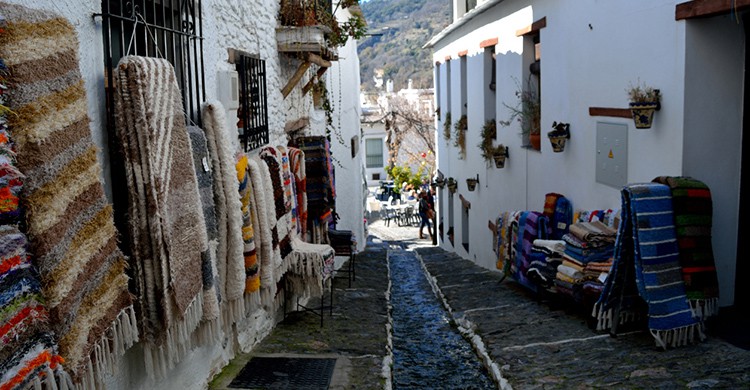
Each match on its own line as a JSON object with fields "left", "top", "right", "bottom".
{"left": 683, "top": 16, "right": 745, "bottom": 307}
{"left": 329, "top": 31, "right": 367, "bottom": 252}
{"left": 362, "top": 122, "right": 388, "bottom": 187}
{"left": 432, "top": 1, "right": 697, "bottom": 273}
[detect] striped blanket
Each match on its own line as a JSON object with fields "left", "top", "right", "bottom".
{"left": 115, "top": 56, "right": 206, "bottom": 376}
{"left": 2, "top": 3, "right": 138, "bottom": 385}
{"left": 653, "top": 176, "right": 719, "bottom": 320}
{"left": 512, "top": 211, "right": 548, "bottom": 292}
{"left": 595, "top": 183, "right": 702, "bottom": 349}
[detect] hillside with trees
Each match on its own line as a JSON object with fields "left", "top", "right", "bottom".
{"left": 358, "top": 0, "right": 451, "bottom": 93}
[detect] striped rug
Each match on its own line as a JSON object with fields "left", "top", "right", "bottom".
{"left": 115, "top": 56, "right": 206, "bottom": 377}
{"left": 1, "top": 2, "right": 138, "bottom": 385}
{"left": 595, "top": 183, "right": 702, "bottom": 348}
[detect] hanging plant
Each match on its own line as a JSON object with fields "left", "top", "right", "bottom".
{"left": 627, "top": 80, "right": 660, "bottom": 129}
{"left": 443, "top": 112, "right": 452, "bottom": 141}
{"left": 454, "top": 114, "right": 467, "bottom": 159}
{"left": 478, "top": 119, "right": 507, "bottom": 164}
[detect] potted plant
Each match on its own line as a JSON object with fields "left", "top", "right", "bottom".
{"left": 443, "top": 112, "right": 452, "bottom": 141}
{"left": 478, "top": 119, "right": 509, "bottom": 168}
{"left": 454, "top": 114, "right": 467, "bottom": 159}
{"left": 547, "top": 121, "right": 570, "bottom": 153}
{"left": 627, "top": 81, "right": 660, "bottom": 129}
{"left": 500, "top": 77, "right": 541, "bottom": 150}
{"left": 447, "top": 177, "right": 458, "bottom": 193}
{"left": 466, "top": 175, "right": 479, "bottom": 191}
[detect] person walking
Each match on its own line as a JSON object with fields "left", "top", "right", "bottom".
{"left": 418, "top": 191, "right": 434, "bottom": 240}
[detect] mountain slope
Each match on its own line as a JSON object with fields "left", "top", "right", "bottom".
{"left": 358, "top": 0, "right": 451, "bottom": 93}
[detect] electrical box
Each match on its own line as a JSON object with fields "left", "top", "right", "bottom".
{"left": 217, "top": 70, "right": 240, "bottom": 110}
{"left": 596, "top": 122, "right": 628, "bottom": 188}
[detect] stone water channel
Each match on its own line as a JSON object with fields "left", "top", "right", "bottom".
{"left": 388, "top": 246, "right": 496, "bottom": 389}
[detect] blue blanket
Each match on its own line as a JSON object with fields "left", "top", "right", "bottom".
{"left": 595, "top": 183, "right": 703, "bottom": 348}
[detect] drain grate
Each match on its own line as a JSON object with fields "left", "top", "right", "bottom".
{"left": 228, "top": 357, "right": 337, "bottom": 389}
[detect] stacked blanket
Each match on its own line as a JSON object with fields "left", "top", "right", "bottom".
{"left": 3, "top": 3, "right": 138, "bottom": 385}
{"left": 595, "top": 183, "right": 702, "bottom": 349}
{"left": 653, "top": 176, "right": 719, "bottom": 320}
{"left": 562, "top": 221, "right": 616, "bottom": 264}
{"left": 511, "top": 211, "right": 548, "bottom": 292}
{"left": 115, "top": 56, "right": 206, "bottom": 376}
{"left": 526, "top": 239, "right": 565, "bottom": 291}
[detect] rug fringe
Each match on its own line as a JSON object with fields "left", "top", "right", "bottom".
{"left": 689, "top": 297, "right": 719, "bottom": 321}
{"left": 650, "top": 322, "right": 705, "bottom": 349}
{"left": 143, "top": 294, "right": 203, "bottom": 379}
{"left": 591, "top": 302, "right": 640, "bottom": 331}
{"left": 221, "top": 297, "right": 246, "bottom": 328}
{"left": 244, "top": 292, "right": 262, "bottom": 315}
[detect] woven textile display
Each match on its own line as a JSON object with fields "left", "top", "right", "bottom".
{"left": 1, "top": 39, "right": 67, "bottom": 388}
{"left": 200, "top": 102, "right": 246, "bottom": 325}
{"left": 115, "top": 56, "right": 207, "bottom": 376}
{"left": 512, "top": 211, "right": 548, "bottom": 292}
{"left": 237, "top": 155, "right": 260, "bottom": 305}
{"left": 595, "top": 183, "right": 702, "bottom": 349}
{"left": 295, "top": 137, "right": 335, "bottom": 242}
{"left": 2, "top": 3, "right": 138, "bottom": 385}
{"left": 288, "top": 147, "right": 307, "bottom": 237}
{"left": 186, "top": 126, "right": 220, "bottom": 338}
{"left": 247, "top": 156, "right": 277, "bottom": 306}
{"left": 652, "top": 176, "right": 719, "bottom": 320}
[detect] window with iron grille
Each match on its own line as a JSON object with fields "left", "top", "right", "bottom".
{"left": 236, "top": 54, "right": 269, "bottom": 152}
{"left": 98, "top": 0, "right": 205, "bottom": 251}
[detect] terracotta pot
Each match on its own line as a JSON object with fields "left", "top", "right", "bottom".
{"left": 529, "top": 133, "right": 541, "bottom": 150}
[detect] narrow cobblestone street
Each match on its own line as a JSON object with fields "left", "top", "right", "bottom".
{"left": 212, "top": 218, "right": 750, "bottom": 389}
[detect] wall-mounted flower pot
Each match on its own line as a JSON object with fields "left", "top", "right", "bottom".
{"left": 629, "top": 102, "right": 658, "bottom": 129}
{"left": 447, "top": 178, "right": 458, "bottom": 194}
{"left": 529, "top": 133, "right": 541, "bottom": 150}
{"left": 466, "top": 175, "right": 479, "bottom": 191}
{"left": 434, "top": 177, "right": 446, "bottom": 189}
{"left": 492, "top": 145, "right": 509, "bottom": 168}
{"left": 547, "top": 122, "right": 570, "bottom": 153}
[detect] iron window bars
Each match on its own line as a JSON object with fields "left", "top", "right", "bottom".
{"left": 236, "top": 54, "right": 269, "bottom": 152}
{"left": 96, "top": 0, "right": 205, "bottom": 254}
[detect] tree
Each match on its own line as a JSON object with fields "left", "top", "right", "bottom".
{"left": 384, "top": 95, "right": 436, "bottom": 175}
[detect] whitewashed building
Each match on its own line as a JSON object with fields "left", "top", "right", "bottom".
{"left": 2, "top": 0, "right": 364, "bottom": 388}
{"left": 427, "top": 0, "right": 747, "bottom": 309}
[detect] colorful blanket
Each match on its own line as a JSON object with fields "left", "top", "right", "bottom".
{"left": 595, "top": 183, "right": 702, "bottom": 349}
{"left": 237, "top": 155, "right": 260, "bottom": 306}
{"left": 653, "top": 176, "right": 719, "bottom": 320}
{"left": 568, "top": 221, "right": 617, "bottom": 247}
{"left": 115, "top": 56, "right": 206, "bottom": 376}
{"left": 551, "top": 196, "right": 572, "bottom": 240}
{"left": 512, "top": 211, "right": 548, "bottom": 292}
{"left": 288, "top": 147, "right": 307, "bottom": 237}
{"left": 201, "top": 101, "right": 246, "bottom": 326}
{"left": 247, "top": 156, "right": 278, "bottom": 307}
{"left": 2, "top": 3, "right": 138, "bottom": 384}
{"left": 295, "top": 137, "right": 335, "bottom": 242}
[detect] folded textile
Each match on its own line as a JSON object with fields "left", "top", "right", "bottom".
{"left": 569, "top": 221, "right": 617, "bottom": 247}
{"left": 653, "top": 176, "right": 719, "bottom": 320}
{"left": 3, "top": 4, "right": 138, "bottom": 384}
{"left": 115, "top": 56, "right": 207, "bottom": 376}
{"left": 595, "top": 183, "right": 702, "bottom": 349}
{"left": 557, "top": 264, "right": 583, "bottom": 280}
{"left": 533, "top": 239, "right": 566, "bottom": 254}
{"left": 551, "top": 196, "right": 573, "bottom": 240}
{"left": 513, "top": 211, "right": 548, "bottom": 292}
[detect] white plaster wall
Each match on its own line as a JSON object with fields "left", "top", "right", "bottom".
{"left": 682, "top": 16, "right": 744, "bottom": 307}
{"left": 432, "top": 1, "right": 691, "bottom": 272}
{"left": 328, "top": 24, "right": 366, "bottom": 252}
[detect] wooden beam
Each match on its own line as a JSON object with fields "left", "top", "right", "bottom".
{"left": 302, "top": 66, "right": 329, "bottom": 95}
{"left": 459, "top": 194, "right": 471, "bottom": 209}
{"left": 285, "top": 117, "right": 310, "bottom": 133}
{"left": 488, "top": 220, "right": 497, "bottom": 234}
{"left": 281, "top": 61, "right": 311, "bottom": 98}
{"left": 676, "top": 0, "right": 750, "bottom": 20}
{"left": 306, "top": 52, "right": 332, "bottom": 68}
{"left": 479, "top": 37, "right": 498, "bottom": 49}
{"left": 516, "top": 17, "right": 547, "bottom": 37}
{"left": 589, "top": 107, "right": 632, "bottom": 119}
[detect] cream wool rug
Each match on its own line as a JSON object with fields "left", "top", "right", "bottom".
{"left": 1, "top": 2, "right": 138, "bottom": 386}
{"left": 201, "top": 102, "right": 246, "bottom": 325}
{"left": 114, "top": 56, "right": 206, "bottom": 378}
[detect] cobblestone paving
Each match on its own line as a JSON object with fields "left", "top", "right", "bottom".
{"left": 414, "top": 246, "right": 750, "bottom": 389}
{"left": 389, "top": 247, "right": 494, "bottom": 389}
